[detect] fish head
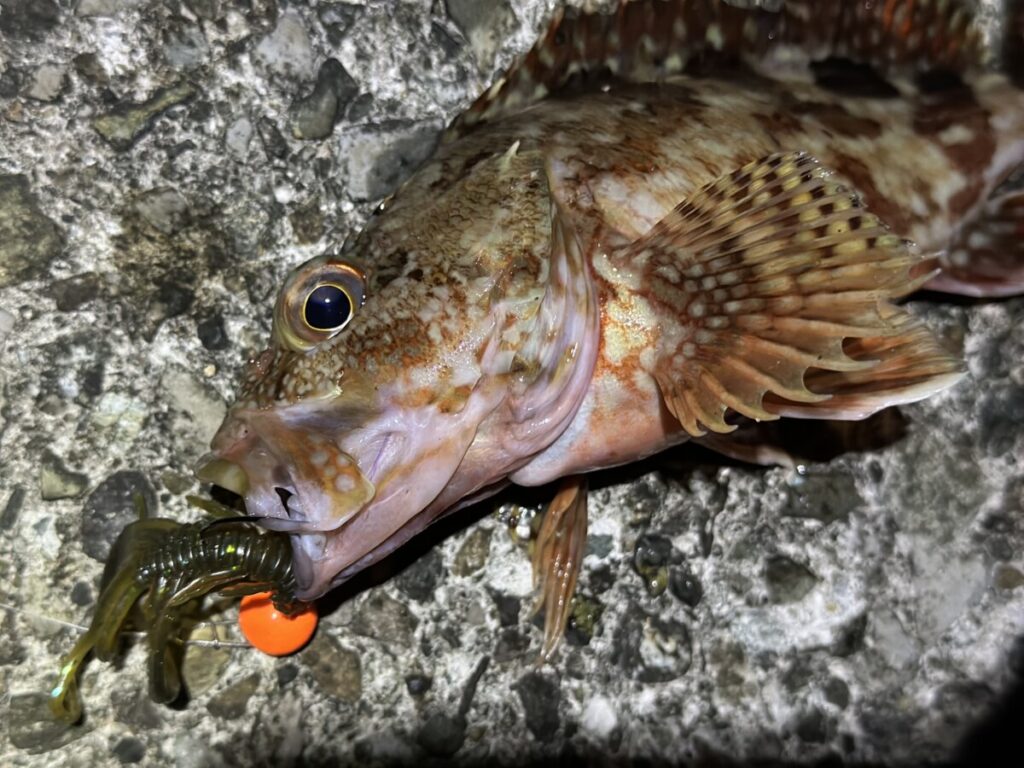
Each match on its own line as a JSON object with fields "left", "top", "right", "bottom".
{"left": 200, "top": 242, "right": 512, "bottom": 597}
{"left": 199, "top": 147, "right": 576, "bottom": 598}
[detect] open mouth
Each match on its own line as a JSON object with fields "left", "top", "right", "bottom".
{"left": 197, "top": 418, "right": 378, "bottom": 536}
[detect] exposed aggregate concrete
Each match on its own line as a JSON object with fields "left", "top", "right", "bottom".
{"left": 1, "top": 1, "right": 1022, "bottom": 766}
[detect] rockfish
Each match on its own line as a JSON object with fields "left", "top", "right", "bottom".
{"left": 200, "top": 0, "right": 1024, "bottom": 655}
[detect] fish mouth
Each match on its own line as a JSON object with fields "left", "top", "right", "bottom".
{"left": 198, "top": 412, "right": 378, "bottom": 537}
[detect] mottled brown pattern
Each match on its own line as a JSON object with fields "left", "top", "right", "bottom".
{"left": 948, "top": 177, "right": 987, "bottom": 220}
{"left": 788, "top": 100, "right": 884, "bottom": 140}
{"left": 913, "top": 90, "right": 996, "bottom": 174}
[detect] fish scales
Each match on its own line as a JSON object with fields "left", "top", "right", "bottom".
{"left": 197, "top": 0, "right": 1024, "bottom": 651}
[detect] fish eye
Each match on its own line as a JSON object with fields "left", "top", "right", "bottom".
{"left": 303, "top": 283, "right": 354, "bottom": 332}
{"left": 274, "top": 257, "right": 367, "bottom": 352}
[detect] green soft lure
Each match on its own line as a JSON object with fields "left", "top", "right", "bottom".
{"left": 50, "top": 500, "right": 300, "bottom": 723}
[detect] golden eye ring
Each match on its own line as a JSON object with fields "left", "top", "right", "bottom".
{"left": 273, "top": 257, "right": 367, "bottom": 352}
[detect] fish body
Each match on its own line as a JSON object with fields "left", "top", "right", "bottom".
{"left": 203, "top": 0, "right": 1024, "bottom": 644}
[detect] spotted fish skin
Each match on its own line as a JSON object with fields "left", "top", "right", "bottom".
{"left": 204, "top": 1, "right": 1020, "bottom": 606}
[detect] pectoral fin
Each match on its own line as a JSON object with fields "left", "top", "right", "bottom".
{"left": 621, "top": 151, "right": 964, "bottom": 436}
{"left": 531, "top": 475, "right": 588, "bottom": 661}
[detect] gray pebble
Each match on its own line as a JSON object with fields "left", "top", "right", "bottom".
{"left": 206, "top": 674, "right": 260, "bottom": 719}
{"left": 289, "top": 59, "right": 358, "bottom": 141}
{"left": 24, "top": 64, "right": 67, "bottom": 102}
{"left": 254, "top": 13, "right": 315, "bottom": 80}
{"left": 302, "top": 633, "right": 362, "bottom": 702}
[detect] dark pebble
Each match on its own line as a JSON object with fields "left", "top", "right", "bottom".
{"left": 978, "top": 386, "right": 1024, "bottom": 457}
{"left": 302, "top": 633, "right": 362, "bottom": 702}
{"left": 494, "top": 627, "right": 530, "bottom": 663}
{"left": 196, "top": 313, "right": 229, "bottom": 350}
{"left": 277, "top": 663, "right": 299, "bottom": 686}
{"left": 350, "top": 592, "right": 419, "bottom": 645}
{"left": 781, "top": 472, "right": 862, "bottom": 523}
{"left": 824, "top": 677, "right": 851, "bottom": 709}
{"left": 70, "top": 580, "right": 93, "bottom": 606}
{"left": 795, "top": 708, "right": 831, "bottom": 743}
{"left": 668, "top": 564, "right": 703, "bottom": 607}
{"left": 1, "top": 486, "right": 26, "bottom": 531}
{"left": 92, "top": 82, "right": 196, "bottom": 151}
{"left": 346, "top": 91, "right": 374, "bottom": 121}
{"left": 405, "top": 673, "right": 432, "bottom": 696}
{"left": 588, "top": 564, "right": 615, "bottom": 594}
{"left": 489, "top": 590, "right": 520, "bottom": 627}
{"left": 430, "top": 20, "right": 464, "bottom": 60}
{"left": 73, "top": 52, "right": 108, "bottom": 85}
{"left": 395, "top": 548, "right": 443, "bottom": 602}
{"left": 632, "top": 532, "right": 674, "bottom": 596}
{"left": 513, "top": 670, "right": 561, "bottom": 743}
{"left": 289, "top": 198, "right": 324, "bottom": 244}
{"left": 257, "top": 117, "right": 289, "bottom": 159}
{"left": 781, "top": 658, "right": 814, "bottom": 693}
{"left": 80, "top": 470, "right": 157, "bottom": 562}
{"left": 0, "top": 66, "right": 24, "bottom": 98}
{"left": 289, "top": 58, "right": 357, "bottom": 141}
{"left": 831, "top": 613, "right": 868, "bottom": 657}
{"left": 416, "top": 711, "right": 466, "bottom": 757}
{"left": 206, "top": 674, "right": 260, "bottom": 719}
{"left": 112, "top": 736, "right": 146, "bottom": 764}
{"left": 48, "top": 272, "right": 102, "bottom": 311}
{"left": 144, "top": 280, "right": 196, "bottom": 339}
{"left": 613, "top": 604, "right": 693, "bottom": 682}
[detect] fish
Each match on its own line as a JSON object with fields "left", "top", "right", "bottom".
{"left": 197, "top": 0, "right": 1024, "bottom": 659}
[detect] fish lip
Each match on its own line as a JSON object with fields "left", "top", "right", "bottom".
{"left": 203, "top": 412, "right": 376, "bottom": 536}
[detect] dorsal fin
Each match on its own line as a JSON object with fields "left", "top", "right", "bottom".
{"left": 447, "top": 0, "right": 987, "bottom": 139}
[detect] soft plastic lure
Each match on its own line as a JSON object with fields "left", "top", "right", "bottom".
{"left": 49, "top": 502, "right": 302, "bottom": 723}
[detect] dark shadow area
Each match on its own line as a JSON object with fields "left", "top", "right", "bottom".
{"left": 952, "top": 634, "right": 1024, "bottom": 767}
{"left": 909, "top": 289, "right": 1018, "bottom": 308}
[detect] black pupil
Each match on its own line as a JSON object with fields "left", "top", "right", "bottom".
{"left": 304, "top": 284, "right": 352, "bottom": 331}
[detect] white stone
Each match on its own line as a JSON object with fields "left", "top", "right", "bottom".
{"left": 581, "top": 695, "right": 618, "bottom": 738}
{"left": 254, "top": 12, "right": 315, "bottom": 80}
